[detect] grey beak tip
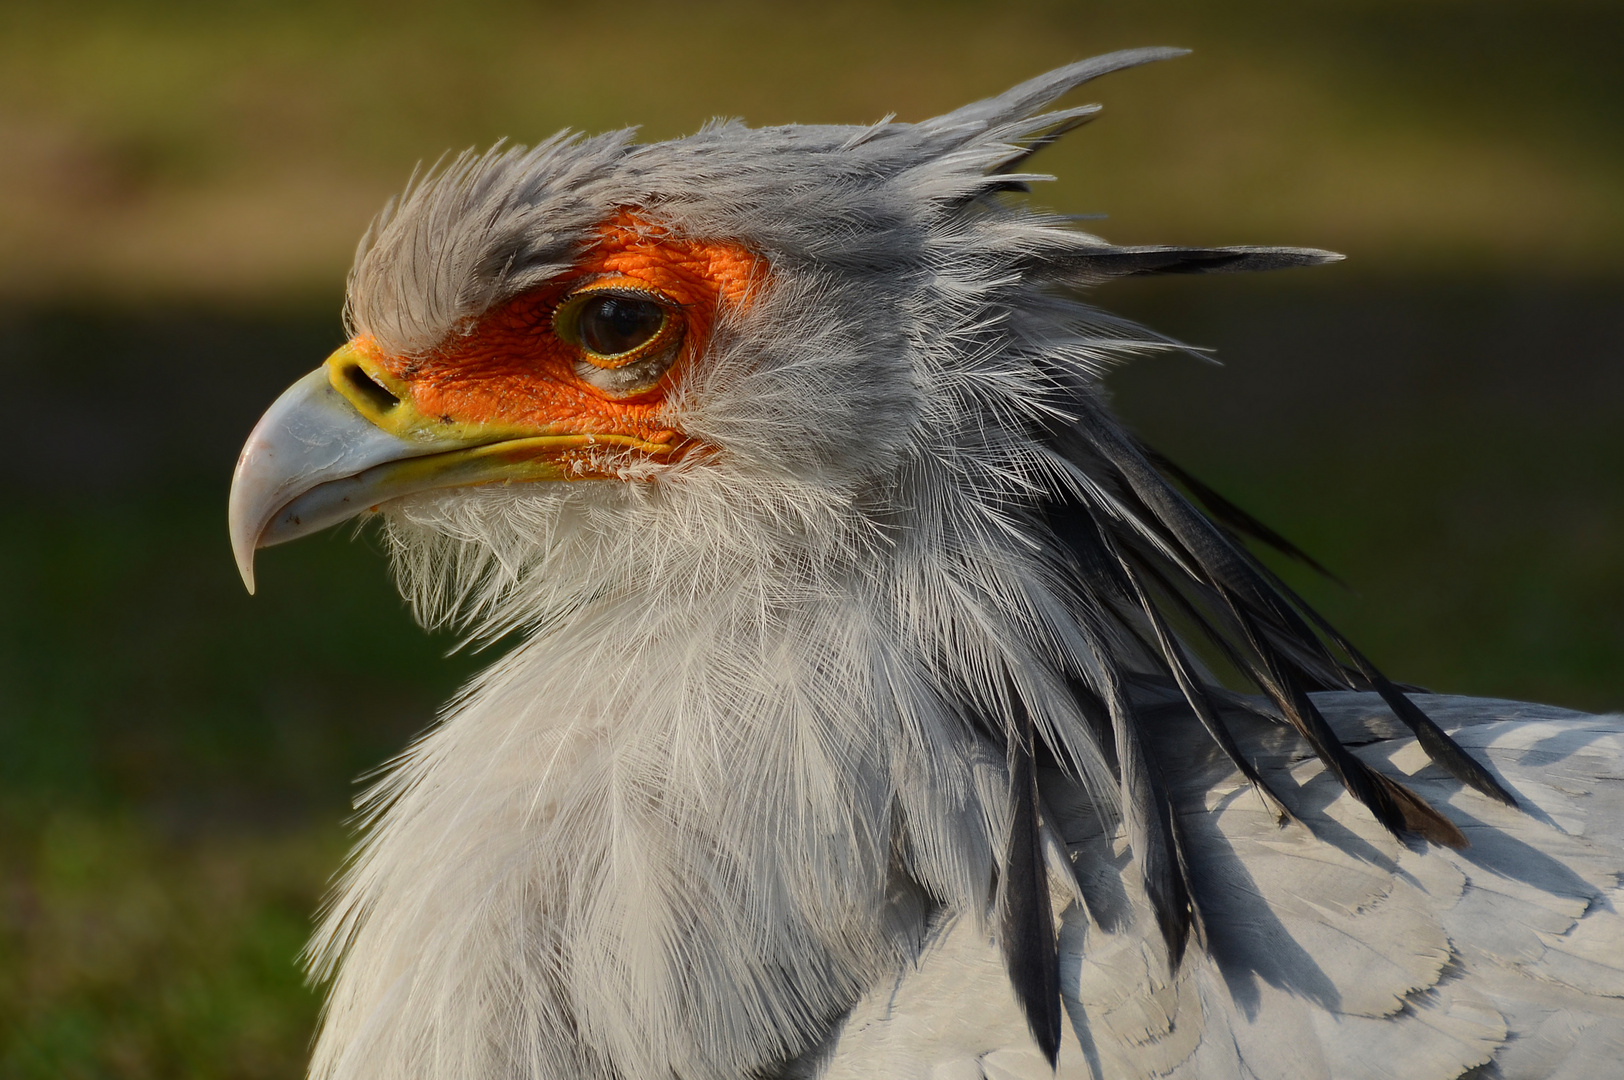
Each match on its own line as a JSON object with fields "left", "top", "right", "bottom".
{"left": 230, "top": 363, "right": 488, "bottom": 583}
{"left": 232, "top": 536, "right": 259, "bottom": 595}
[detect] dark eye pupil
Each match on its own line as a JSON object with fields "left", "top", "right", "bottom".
{"left": 578, "top": 296, "right": 666, "bottom": 356}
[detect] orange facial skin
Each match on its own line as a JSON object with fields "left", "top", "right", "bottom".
{"left": 357, "top": 210, "right": 764, "bottom": 454}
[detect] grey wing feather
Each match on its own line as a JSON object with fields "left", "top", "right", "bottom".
{"left": 798, "top": 694, "right": 1624, "bottom": 1079}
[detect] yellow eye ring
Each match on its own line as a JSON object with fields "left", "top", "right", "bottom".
{"left": 553, "top": 285, "right": 682, "bottom": 369}
{"left": 553, "top": 284, "right": 685, "bottom": 398}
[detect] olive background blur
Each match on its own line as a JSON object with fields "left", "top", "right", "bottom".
{"left": 1, "top": 2, "right": 1619, "bottom": 1075}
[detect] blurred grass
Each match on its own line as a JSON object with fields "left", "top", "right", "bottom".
{"left": 0, "top": 1, "right": 1620, "bottom": 1076}
{"left": 0, "top": 814, "right": 338, "bottom": 1079}
{"left": 0, "top": 497, "right": 479, "bottom": 1078}
{"left": 0, "top": 0, "right": 1620, "bottom": 298}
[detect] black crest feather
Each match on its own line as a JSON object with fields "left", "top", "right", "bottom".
{"left": 998, "top": 688, "right": 1063, "bottom": 1066}
{"left": 1027, "top": 398, "right": 1502, "bottom": 963}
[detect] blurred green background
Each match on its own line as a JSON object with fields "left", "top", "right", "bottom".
{"left": 1, "top": 1, "right": 1619, "bottom": 1075}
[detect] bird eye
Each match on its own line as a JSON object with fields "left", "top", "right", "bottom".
{"left": 553, "top": 286, "right": 684, "bottom": 397}
{"left": 576, "top": 295, "right": 667, "bottom": 358}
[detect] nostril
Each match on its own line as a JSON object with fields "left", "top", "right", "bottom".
{"left": 342, "top": 363, "right": 400, "bottom": 412}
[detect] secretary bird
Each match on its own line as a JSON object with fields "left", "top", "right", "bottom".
{"left": 228, "top": 49, "right": 1624, "bottom": 1080}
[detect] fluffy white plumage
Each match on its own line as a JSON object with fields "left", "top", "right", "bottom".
{"left": 227, "top": 49, "right": 1624, "bottom": 1080}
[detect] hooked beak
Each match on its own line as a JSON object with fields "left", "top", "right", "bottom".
{"left": 228, "top": 343, "right": 672, "bottom": 594}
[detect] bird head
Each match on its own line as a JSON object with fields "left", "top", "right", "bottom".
{"left": 230, "top": 48, "right": 1333, "bottom": 636}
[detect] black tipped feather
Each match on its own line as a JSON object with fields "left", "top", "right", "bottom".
{"left": 983, "top": 178, "right": 1034, "bottom": 196}
{"left": 1061, "top": 677, "right": 1120, "bottom": 775}
{"left": 1238, "top": 558, "right": 1520, "bottom": 807}
{"left": 999, "top": 688, "right": 1062, "bottom": 1066}
{"left": 1105, "top": 681, "right": 1200, "bottom": 968}
{"left": 1048, "top": 495, "right": 1298, "bottom": 825}
{"left": 1373, "top": 676, "right": 1518, "bottom": 807}
{"left": 1054, "top": 643, "right": 1205, "bottom": 970}
{"left": 1030, "top": 244, "right": 1343, "bottom": 282}
{"left": 1118, "top": 555, "right": 1301, "bottom": 827}
{"left": 1143, "top": 446, "right": 1345, "bottom": 585}
{"left": 1156, "top": 456, "right": 1519, "bottom": 807}
{"left": 1226, "top": 599, "right": 1469, "bottom": 848}
{"left": 1042, "top": 410, "right": 1488, "bottom": 853}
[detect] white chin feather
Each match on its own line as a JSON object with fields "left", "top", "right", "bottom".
{"left": 377, "top": 466, "right": 880, "bottom": 641}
